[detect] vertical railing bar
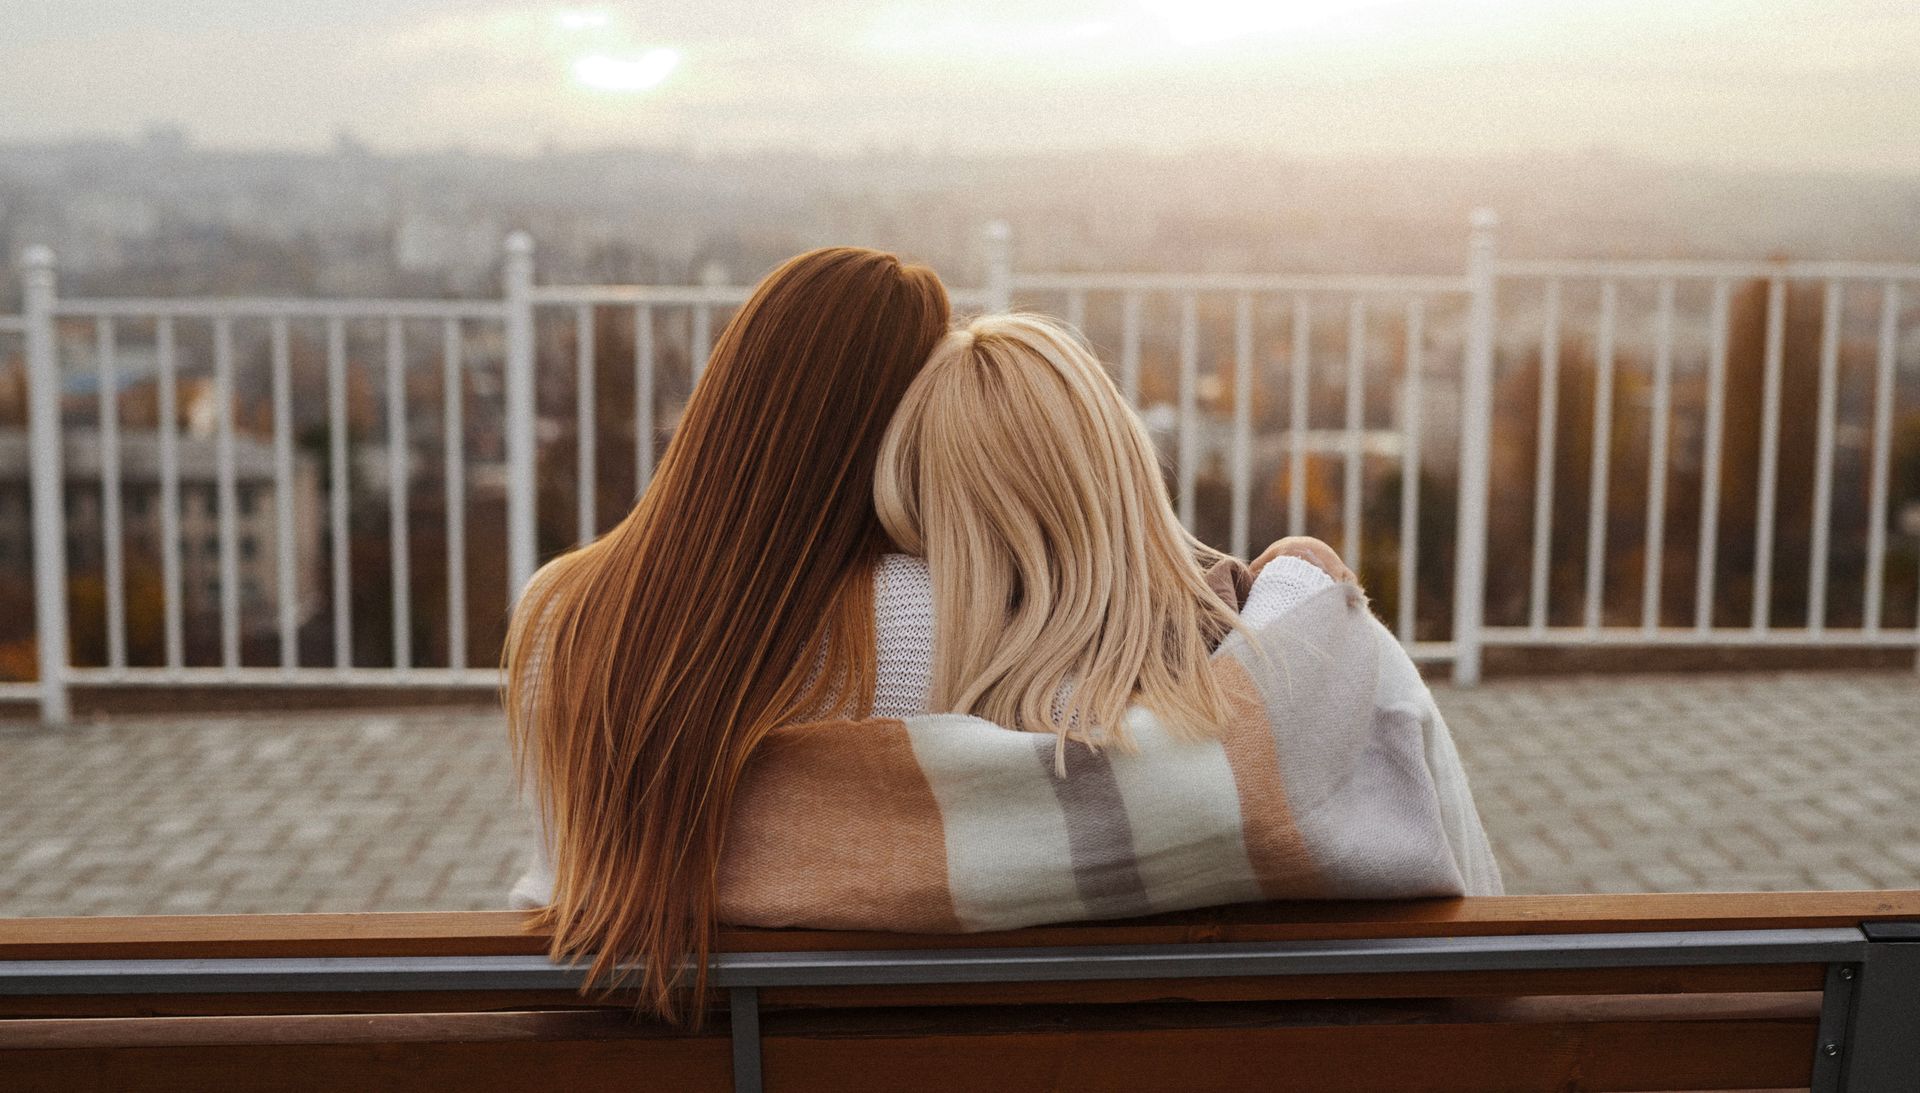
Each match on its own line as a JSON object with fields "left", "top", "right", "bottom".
{"left": 1582, "top": 281, "right": 1617, "bottom": 632}
{"left": 156, "top": 317, "right": 184, "bottom": 673}
{"left": 634, "top": 304, "right": 655, "bottom": 491}
{"left": 691, "top": 305, "right": 712, "bottom": 383}
{"left": 1177, "top": 295, "right": 1199, "bottom": 530}
{"left": 95, "top": 317, "right": 127, "bottom": 674}
{"left": 1641, "top": 279, "right": 1675, "bottom": 631}
{"left": 1120, "top": 293, "right": 1142, "bottom": 405}
{"left": 1230, "top": 294, "right": 1253, "bottom": 558}
{"left": 1807, "top": 280, "right": 1842, "bottom": 633}
{"left": 575, "top": 304, "right": 596, "bottom": 545}
{"left": 1528, "top": 280, "right": 1562, "bottom": 633}
{"left": 502, "top": 233, "right": 536, "bottom": 606}
{"left": 21, "top": 247, "right": 66, "bottom": 721}
{"left": 1695, "top": 281, "right": 1730, "bottom": 632}
{"left": 1397, "top": 297, "right": 1425, "bottom": 643}
{"left": 270, "top": 317, "right": 297, "bottom": 670}
{"left": 1343, "top": 297, "right": 1366, "bottom": 572}
{"left": 213, "top": 317, "right": 240, "bottom": 672}
{"left": 385, "top": 317, "right": 411, "bottom": 674}
{"left": 1065, "top": 290, "right": 1087, "bottom": 334}
{"left": 1452, "top": 209, "right": 1499, "bottom": 684}
{"left": 1863, "top": 282, "right": 1899, "bottom": 633}
{"left": 1288, "top": 294, "right": 1309, "bottom": 537}
{"left": 442, "top": 318, "right": 468, "bottom": 672}
{"left": 1752, "top": 278, "right": 1786, "bottom": 632}
{"left": 328, "top": 317, "right": 352, "bottom": 670}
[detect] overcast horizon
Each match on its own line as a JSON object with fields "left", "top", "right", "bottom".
{"left": 6, "top": 1, "right": 1920, "bottom": 174}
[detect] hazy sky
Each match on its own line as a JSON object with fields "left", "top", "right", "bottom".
{"left": 6, "top": 0, "right": 1920, "bottom": 171}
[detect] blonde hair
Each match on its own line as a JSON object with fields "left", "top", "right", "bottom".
{"left": 875, "top": 313, "right": 1239, "bottom": 764}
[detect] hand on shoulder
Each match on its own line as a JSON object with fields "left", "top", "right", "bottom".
{"left": 1250, "top": 536, "right": 1357, "bottom": 586}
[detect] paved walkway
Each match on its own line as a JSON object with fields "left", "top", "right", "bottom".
{"left": 2, "top": 671, "right": 1916, "bottom": 917}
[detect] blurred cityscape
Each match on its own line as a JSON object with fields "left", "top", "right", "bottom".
{"left": 2, "top": 133, "right": 1919, "bottom": 681}
{"left": 8, "top": 126, "right": 1920, "bottom": 298}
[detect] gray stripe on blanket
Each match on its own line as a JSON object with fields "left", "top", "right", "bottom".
{"left": 1033, "top": 736, "right": 1154, "bottom": 919}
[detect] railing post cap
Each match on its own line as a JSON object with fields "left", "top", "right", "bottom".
{"left": 1470, "top": 208, "right": 1499, "bottom": 232}
{"left": 985, "top": 220, "right": 1012, "bottom": 242}
{"left": 21, "top": 245, "right": 55, "bottom": 271}
{"left": 504, "top": 231, "right": 534, "bottom": 257}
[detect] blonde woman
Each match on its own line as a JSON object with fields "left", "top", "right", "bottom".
{"left": 864, "top": 312, "right": 1501, "bottom": 895}
{"left": 869, "top": 314, "right": 1336, "bottom": 750}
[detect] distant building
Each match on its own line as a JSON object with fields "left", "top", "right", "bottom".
{"left": 392, "top": 210, "right": 500, "bottom": 279}
{"left": 0, "top": 428, "right": 323, "bottom": 628}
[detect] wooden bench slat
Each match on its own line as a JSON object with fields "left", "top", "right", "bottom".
{"left": 763, "top": 1019, "right": 1815, "bottom": 1093}
{"left": 3, "top": 890, "right": 1916, "bottom": 960}
{"left": 0, "top": 1037, "right": 733, "bottom": 1091}
{"left": 0, "top": 1013, "right": 1817, "bottom": 1093}
{"left": 0, "top": 1008, "right": 686, "bottom": 1049}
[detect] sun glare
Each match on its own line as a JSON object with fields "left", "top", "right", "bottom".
{"left": 555, "top": 9, "right": 611, "bottom": 32}
{"left": 1133, "top": 0, "right": 1406, "bottom": 44}
{"left": 571, "top": 48, "right": 681, "bottom": 93}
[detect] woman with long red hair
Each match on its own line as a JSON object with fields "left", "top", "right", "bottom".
{"left": 504, "top": 247, "right": 950, "bottom": 1023}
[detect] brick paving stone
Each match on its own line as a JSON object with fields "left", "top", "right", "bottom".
{"left": 0, "top": 670, "right": 1916, "bottom": 916}
{"left": 1439, "top": 671, "right": 1920, "bottom": 897}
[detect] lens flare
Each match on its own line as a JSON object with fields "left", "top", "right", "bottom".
{"left": 571, "top": 48, "right": 681, "bottom": 92}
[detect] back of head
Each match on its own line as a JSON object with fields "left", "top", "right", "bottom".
{"left": 875, "top": 313, "right": 1236, "bottom": 758}
{"left": 505, "top": 246, "right": 949, "bottom": 1023}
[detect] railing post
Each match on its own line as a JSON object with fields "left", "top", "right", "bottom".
{"left": 503, "top": 231, "right": 538, "bottom": 605}
{"left": 983, "top": 220, "right": 1013, "bottom": 312}
{"left": 1452, "top": 209, "right": 1498, "bottom": 686}
{"left": 23, "top": 246, "right": 70, "bottom": 723}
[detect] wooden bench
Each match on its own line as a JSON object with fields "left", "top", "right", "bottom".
{"left": 3, "top": 892, "right": 1917, "bottom": 1091}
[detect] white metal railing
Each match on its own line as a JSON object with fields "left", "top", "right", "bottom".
{"left": 5, "top": 214, "right": 1919, "bottom": 722}
{"left": 1487, "top": 260, "right": 1920, "bottom": 651}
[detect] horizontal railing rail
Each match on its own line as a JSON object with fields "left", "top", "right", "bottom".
{"left": 50, "top": 298, "right": 508, "bottom": 320}
{"left": 1011, "top": 272, "right": 1472, "bottom": 295}
{"left": 1499, "top": 258, "right": 1920, "bottom": 282}
{"left": 4, "top": 213, "right": 1918, "bottom": 721}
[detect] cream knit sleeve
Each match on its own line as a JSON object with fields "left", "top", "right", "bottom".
{"left": 870, "top": 553, "right": 937, "bottom": 719}
{"left": 1239, "top": 555, "right": 1336, "bottom": 631}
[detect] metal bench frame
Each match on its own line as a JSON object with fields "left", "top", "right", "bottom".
{"left": 7, "top": 922, "right": 1916, "bottom": 1092}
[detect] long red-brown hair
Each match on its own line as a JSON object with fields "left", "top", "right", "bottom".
{"left": 504, "top": 248, "right": 950, "bottom": 1023}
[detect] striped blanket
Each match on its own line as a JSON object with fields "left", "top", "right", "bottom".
{"left": 714, "top": 581, "right": 1502, "bottom": 932}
